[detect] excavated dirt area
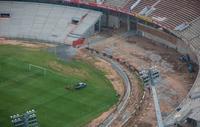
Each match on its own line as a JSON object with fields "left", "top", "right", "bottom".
{"left": 75, "top": 50, "right": 125, "bottom": 127}
{"left": 89, "top": 32, "right": 197, "bottom": 127}
{"left": 0, "top": 38, "right": 55, "bottom": 48}
{"left": 1, "top": 35, "right": 197, "bottom": 127}
{"left": 76, "top": 48, "right": 144, "bottom": 127}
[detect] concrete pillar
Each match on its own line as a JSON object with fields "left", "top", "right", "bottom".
{"left": 127, "top": 15, "right": 130, "bottom": 31}
{"left": 135, "top": 18, "right": 139, "bottom": 33}
{"left": 96, "top": 0, "right": 103, "bottom": 4}
{"left": 98, "top": 17, "right": 101, "bottom": 32}
{"left": 106, "top": 14, "right": 109, "bottom": 26}
{"left": 108, "top": 15, "right": 120, "bottom": 28}
{"left": 197, "top": 121, "right": 200, "bottom": 127}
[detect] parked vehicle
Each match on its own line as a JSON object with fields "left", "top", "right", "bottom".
{"left": 74, "top": 82, "right": 87, "bottom": 90}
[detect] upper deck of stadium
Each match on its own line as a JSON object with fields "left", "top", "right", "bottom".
{"left": 75, "top": 0, "right": 200, "bottom": 30}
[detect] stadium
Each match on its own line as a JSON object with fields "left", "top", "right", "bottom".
{"left": 0, "top": 0, "right": 200, "bottom": 127}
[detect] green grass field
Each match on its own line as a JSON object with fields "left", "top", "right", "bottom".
{"left": 0, "top": 45, "right": 118, "bottom": 127}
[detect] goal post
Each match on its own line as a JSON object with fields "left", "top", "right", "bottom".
{"left": 28, "top": 64, "right": 47, "bottom": 76}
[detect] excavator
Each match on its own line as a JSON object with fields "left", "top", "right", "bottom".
{"left": 179, "top": 54, "right": 194, "bottom": 73}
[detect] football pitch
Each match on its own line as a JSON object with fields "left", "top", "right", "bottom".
{"left": 0, "top": 45, "right": 118, "bottom": 127}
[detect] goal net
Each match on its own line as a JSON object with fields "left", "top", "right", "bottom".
{"left": 28, "top": 64, "right": 47, "bottom": 76}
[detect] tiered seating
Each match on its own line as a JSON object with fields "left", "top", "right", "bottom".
{"left": 164, "top": 17, "right": 200, "bottom": 126}
{"left": 123, "top": 0, "right": 137, "bottom": 11}
{"left": 0, "top": 1, "right": 102, "bottom": 44}
{"left": 190, "top": 37, "right": 200, "bottom": 51}
{"left": 149, "top": 0, "right": 200, "bottom": 29}
{"left": 81, "top": 0, "right": 96, "bottom": 3}
{"left": 181, "top": 17, "right": 200, "bottom": 111}
{"left": 173, "top": 17, "right": 200, "bottom": 48}
{"left": 78, "top": 0, "right": 200, "bottom": 30}
{"left": 122, "top": 0, "right": 200, "bottom": 29}
{"left": 180, "top": 19, "right": 200, "bottom": 40}
{"left": 103, "top": 0, "right": 129, "bottom": 8}
{"left": 130, "top": 0, "right": 156, "bottom": 13}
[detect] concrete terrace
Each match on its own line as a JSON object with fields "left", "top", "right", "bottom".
{"left": 0, "top": 1, "right": 102, "bottom": 44}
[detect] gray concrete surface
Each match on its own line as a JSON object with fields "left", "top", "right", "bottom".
{"left": 0, "top": 1, "right": 102, "bottom": 44}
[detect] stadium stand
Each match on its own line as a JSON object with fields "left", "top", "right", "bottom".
{"left": 0, "top": 1, "right": 102, "bottom": 44}
{"left": 129, "top": 0, "right": 156, "bottom": 13}
{"left": 123, "top": 0, "right": 137, "bottom": 11}
{"left": 164, "top": 17, "right": 200, "bottom": 126}
{"left": 81, "top": 0, "right": 96, "bottom": 3}
{"left": 103, "top": 0, "right": 129, "bottom": 8}
{"left": 1, "top": 0, "right": 200, "bottom": 126}
{"left": 174, "top": 18, "right": 200, "bottom": 41}
{"left": 175, "top": 17, "right": 200, "bottom": 99}
{"left": 92, "top": 0, "right": 200, "bottom": 125}
{"left": 149, "top": 0, "right": 200, "bottom": 29}
{"left": 65, "top": 0, "right": 200, "bottom": 31}
{"left": 122, "top": 0, "right": 200, "bottom": 29}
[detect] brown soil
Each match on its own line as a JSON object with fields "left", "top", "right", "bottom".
{"left": 0, "top": 38, "right": 55, "bottom": 48}
{"left": 75, "top": 50, "right": 125, "bottom": 127}
{"left": 111, "top": 69, "right": 143, "bottom": 127}
{"left": 48, "top": 61, "right": 90, "bottom": 79}
{"left": 87, "top": 107, "right": 116, "bottom": 127}
{"left": 90, "top": 34, "right": 196, "bottom": 126}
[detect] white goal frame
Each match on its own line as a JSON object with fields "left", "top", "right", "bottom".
{"left": 28, "top": 64, "right": 47, "bottom": 76}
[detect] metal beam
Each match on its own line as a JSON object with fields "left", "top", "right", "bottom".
{"left": 127, "top": 15, "right": 130, "bottom": 31}
{"left": 149, "top": 69, "right": 164, "bottom": 127}
{"left": 151, "top": 85, "right": 164, "bottom": 127}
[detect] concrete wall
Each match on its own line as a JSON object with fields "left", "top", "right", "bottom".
{"left": 108, "top": 15, "right": 120, "bottom": 29}
{"left": 101, "top": 14, "right": 120, "bottom": 28}
{"left": 139, "top": 31, "right": 198, "bottom": 63}
{"left": 176, "top": 39, "right": 198, "bottom": 63}
{"left": 197, "top": 121, "right": 200, "bottom": 127}
{"left": 138, "top": 24, "right": 177, "bottom": 44}
{"left": 96, "top": 0, "right": 104, "bottom": 4}
{"left": 137, "top": 24, "right": 198, "bottom": 63}
{"left": 101, "top": 14, "right": 108, "bottom": 26}
{"left": 141, "top": 31, "right": 177, "bottom": 49}
{"left": 84, "top": 24, "right": 95, "bottom": 38}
